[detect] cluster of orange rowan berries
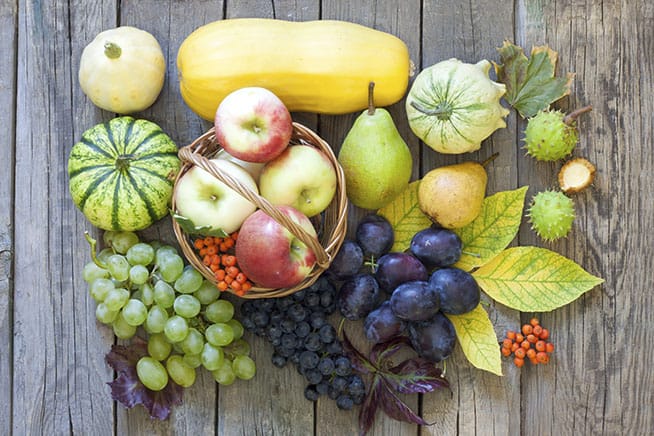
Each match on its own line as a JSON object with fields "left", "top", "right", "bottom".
{"left": 501, "top": 318, "right": 554, "bottom": 367}
{"left": 193, "top": 232, "right": 253, "bottom": 297}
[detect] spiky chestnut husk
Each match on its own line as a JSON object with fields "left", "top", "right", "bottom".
{"left": 524, "top": 110, "right": 578, "bottom": 161}
{"left": 527, "top": 190, "right": 575, "bottom": 242}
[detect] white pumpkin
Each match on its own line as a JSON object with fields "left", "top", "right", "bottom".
{"left": 79, "top": 26, "right": 165, "bottom": 114}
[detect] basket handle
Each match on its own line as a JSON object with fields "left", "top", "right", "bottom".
{"left": 177, "top": 129, "right": 331, "bottom": 269}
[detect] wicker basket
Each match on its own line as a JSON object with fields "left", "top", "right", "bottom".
{"left": 172, "top": 122, "right": 348, "bottom": 299}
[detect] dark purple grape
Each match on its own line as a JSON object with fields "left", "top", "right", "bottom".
{"left": 355, "top": 214, "right": 394, "bottom": 258}
{"left": 337, "top": 274, "right": 380, "bottom": 320}
{"left": 409, "top": 228, "right": 462, "bottom": 268}
{"left": 363, "top": 301, "right": 406, "bottom": 343}
{"left": 429, "top": 267, "right": 480, "bottom": 315}
{"left": 328, "top": 240, "right": 364, "bottom": 279}
{"left": 389, "top": 281, "right": 440, "bottom": 322}
{"left": 408, "top": 312, "right": 456, "bottom": 363}
{"left": 375, "top": 252, "right": 429, "bottom": 292}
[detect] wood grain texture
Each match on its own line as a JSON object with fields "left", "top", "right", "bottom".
{"left": 0, "top": 1, "right": 16, "bottom": 435}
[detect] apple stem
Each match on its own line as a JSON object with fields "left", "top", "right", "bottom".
{"left": 367, "top": 82, "right": 376, "bottom": 116}
{"left": 563, "top": 105, "right": 593, "bottom": 125}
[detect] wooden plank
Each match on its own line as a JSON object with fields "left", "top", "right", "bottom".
{"left": 0, "top": 1, "right": 16, "bottom": 435}
{"left": 518, "top": 1, "right": 654, "bottom": 435}
{"left": 419, "top": 1, "right": 520, "bottom": 435}
{"left": 318, "top": 1, "right": 422, "bottom": 435}
{"left": 12, "top": 0, "right": 115, "bottom": 434}
{"left": 213, "top": 3, "right": 319, "bottom": 435}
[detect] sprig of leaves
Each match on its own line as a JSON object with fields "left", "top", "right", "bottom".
{"left": 171, "top": 211, "right": 229, "bottom": 237}
{"left": 341, "top": 330, "right": 450, "bottom": 435}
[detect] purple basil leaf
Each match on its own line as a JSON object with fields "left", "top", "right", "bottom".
{"left": 140, "top": 382, "right": 184, "bottom": 420}
{"left": 341, "top": 328, "right": 376, "bottom": 374}
{"left": 105, "top": 340, "right": 148, "bottom": 374}
{"left": 378, "top": 377, "right": 430, "bottom": 426}
{"left": 358, "top": 374, "right": 383, "bottom": 436}
{"left": 108, "top": 368, "right": 145, "bottom": 408}
{"left": 385, "top": 357, "right": 450, "bottom": 394}
{"left": 371, "top": 335, "right": 412, "bottom": 364}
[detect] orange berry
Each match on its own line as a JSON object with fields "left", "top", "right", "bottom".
{"left": 545, "top": 342, "right": 555, "bottom": 353}
{"left": 526, "top": 348, "right": 537, "bottom": 359}
{"left": 235, "top": 272, "right": 248, "bottom": 284}
{"left": 521, "top": 341, "right": 531, "bottom": 351}
{"left": 203, "top": 236, "right": 215, "bottom": 246}
{"left": 522, "top": 324, "right": 533, "bottom": 335}
{"left": 511, "top": 343, "right": 520, "bottom": 352}
{"left": 502, "top": 339, "right": 513, "bottom": 349}
{"left": 230, "top": 281, "right": 242, "bottom": 292}
{"left": 536, "top": 351, "right": 549, "bottom": 363}
{"left": 219, "top": 242, "right": 229, "bottom": 252}
{"left": 222, "top": 255, "right": 236, "bottom": 267}
{"left": 529, "top": 357, "right": 539, "bottom": 365}
{"left": 202, "top": 256, "right": 212, "bottom": 266}
{"left": 506, "top": 331, "right": 517, "bottom": 340}
{"left": 193, "top": 239, "right": 205, "bottom": 250}
{"left": 513, "top": 357, "right": 525, "bottom": 368}
{"left": 226, "top": 266, "right": 239, "bottom": 278}
{"left": 241, "top": 282, "right": 252, "bottom": 293}
{"left": 224, "top": 275, "right": 234, "bottom": 285}
{"left": 215, "top": 269, "right": 226, "bottom": 281}
{"left": 535, "top": 340, "right": 546, "bottom": 352}
{"left": 211, "top": 254, "right": 221, "bottom": 265}
{"left": 527, "top": 334, "right": 538, "bottom": 344}
{"left": 530, "top": 317, "right": 540, "bottom": 327}
{"left": 230, "top": 231, "right": 239, "bottom": 241}
{"left": 501, "top": 347, "right": 512, "bottom": 357}
{"left": 206, "top": 246, "right": 217, "bottom": 256}
{"left": 516, "top": 333, "right": 525, "bottom": 343}
{"left": 514, "top": 348, "right": 526, "bottom": 359}
{"left": 223, "top": 238, "right": 235, "bottom": 249}
{"left": 217, "top": 281, "right": 228, "bottom": 291}
{"left": 199, "top": 248, "right": 208, "bottom": 257}
{"left": 533, "top": 325, "right": 543, "bottom": 337}
{"left": 210, "top": 263, "right": 220, "bottom": 273}
{"left": 539, "top": 328, "right": 550, "bottom": 340}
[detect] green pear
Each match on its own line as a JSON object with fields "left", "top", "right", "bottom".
{"left": 418, "top": 161, "right": 487, "bottom": 229}
{"left": 338, "top": 83, "right": 412, "bottom": 210}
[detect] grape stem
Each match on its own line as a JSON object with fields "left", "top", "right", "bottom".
{"left": 563, "top": 105, "right": 592, "bottom": 125}
{"left": 84, "top": 231, "right": 107, "bottom": 269}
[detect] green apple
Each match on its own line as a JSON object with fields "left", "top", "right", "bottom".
{"left": 174, "top": 159, "right": 258, "bottom": 234}
{"left": 258, "top": 145, "right": 337, "bottom": 217}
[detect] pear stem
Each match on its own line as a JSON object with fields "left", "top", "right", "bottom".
{"left": 367, "top": 82, "right": 376, "bottom": 116}
{"left": 480, "top": 152, "right": 499, "bottom": 167}
{"left": 563, "top": 105, "right": 592, "bottom": 125}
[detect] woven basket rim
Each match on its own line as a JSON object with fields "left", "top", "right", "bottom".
{"left": 171, "top": 122, "right": 348, "bottom": 299}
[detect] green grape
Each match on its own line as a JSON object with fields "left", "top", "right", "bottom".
{"left": 180, "top": 328, "right": 205, "bottom": 355}
{"left": 95, "top": 303, "right": 118, "bottom": 324}
{"left": 122, "top": 299, "right": 148, "bottom": 326}
{"left": 83, "top": 262, "right": 110, "bottom": 283}
{"left": 205, "top": 323, "right": 234, "bottom": 347}
{"left": 145, "top": 305, "right": 169, "bottom": 333}
{"left": 226, "top": 338, "right": 250, "bottom": 357}
{"left": 89, "top": 278, "right": 115, "bottom": 302}
{"left": 155, "top": 245, "right": 178, "bottom": 263}
{"left": 183, "top": 353, "right": 203, "bottom": 369}
{"left": 136, "top": 357, "right": 168, "bottom": 391}
{"left": 153, "top": 280, "right": 175, "bottom": 308}
{"left": 204, "top": 300, "right": 234, "bottom": 324}
{"left": 129, "top": 264, "right": 150, "bottom": 285}
{"left": 148, "top": 333, "right": 173, "bottom": 361}
{"left": 113, "top": 312, "right": 137, "bottom": 340}
{"left": 174, "top": 266, "right": 204, "bottom": 294}
{"left": 157, "top": 253, "right": 185, "bottom": 283}
{"left": 111, "top": 231, "right": 140, "bottom": 254}
{"left": 164, "top": 315, "right": 189, "bottom": 343}
{"left": 174, "top": 295, "right": 201, "bottom": 319}
{"left": 166, "top": 355, "right": 196, "bottom": 388}
{"left": 126, "top": 242, "right": 155, "bottom": 266}
{"left": 104, "top": 287, "right": 130, "bottom": 311}
{"left": 106, "top": 254, "right": 130, "bottom": 281}
{"left": 201, "top": 343, "right": 224, "bottom": 371}
{"left": 227, "top": 319, "right": 244, "bottom": 341}
{"left": 232, "top": 355, "right": 256, "bottom": 380}
{"left": 103, "top": 230, "right": 116, "bottom": 247}
{"left": 194, "top": 280, "right": 220, "bottom": 305}
{"left": 97, "top": 248, "right": 115, "bottom": 265}
{"left": 212, "top": 359, "right": 236, "bottom": 385}
{"left": 140, "top": 283, "right": 154, "bottom": 306}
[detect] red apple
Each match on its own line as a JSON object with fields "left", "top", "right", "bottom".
{"left": 214, "top": 87, "right": 293, "bottom": 163}
{"left": 235, "top": 206, "right": 317, "bottom": 289}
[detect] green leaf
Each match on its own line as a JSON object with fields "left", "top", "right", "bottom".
{"left": 446, "top": 305, "right": 502, "bottom": 376}
{"left": 453, "top": 186, "right": 528, "bottom": 272}
{"left": 378, "top": 181, "right": 432, "bottom": 252}
{"left": 473, "top": 246, "right": 604, "bottom": 312}
{"left": 171, "top": 212, "right": 229, "bottom": 238}
{"left": 494, "top": 41, "right": 574, "bottom": 118}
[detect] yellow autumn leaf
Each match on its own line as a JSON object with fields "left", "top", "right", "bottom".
{"left": 446, "top": 304, "right": 502, "bottom": 376}
{"left": 473, "top": 246, "right": 604, "bottom": 312}
{"left": 378, "top": 181, "right": 432, "bottom": 252}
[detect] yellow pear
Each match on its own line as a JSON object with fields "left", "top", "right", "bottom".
{"left": 418, "top": 161, "right": 487, "bottom": 229}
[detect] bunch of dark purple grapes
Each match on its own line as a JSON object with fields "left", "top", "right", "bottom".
{"left": 240, "top": 276, "right": 366, "bottom": 410}
{"left": 330, "top": 214, "right": 481, "bottom": 363}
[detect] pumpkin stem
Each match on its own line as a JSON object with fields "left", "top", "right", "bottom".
{"left": 104, "top": 41, "right": 122, "bottom": 59}
{"left": 115, "top": 154, "right": 133, "bottom": 171}
{"left": 410, "top": 100, "right": 453, "bottom": 121}
{"left": 367, "top": 82, "right": 376, "bottom": 116}
{"left": 563, "top": 105, "right": 592, "bottom": 125}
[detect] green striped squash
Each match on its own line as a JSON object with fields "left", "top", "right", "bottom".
{"left": 68, "top": 116, "right": 180, "bottom": 231}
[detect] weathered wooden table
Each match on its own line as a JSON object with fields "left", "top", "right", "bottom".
{"left": 2, "top": 0, "right": 652, "bottom": 434}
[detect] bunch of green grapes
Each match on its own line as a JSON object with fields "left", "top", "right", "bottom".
{"left": 83, "top": 230, "right": 256, "bottom": 391}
